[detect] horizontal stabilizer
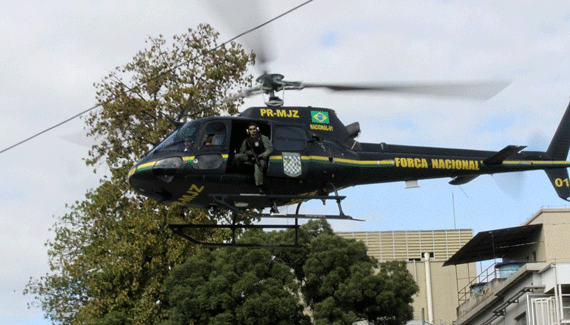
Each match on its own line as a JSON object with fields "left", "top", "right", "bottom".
{"left": 545, "top": 168, "right": 570, "bottom": 201}
{"left": 449, "top": 175, "right": 479, "bottom": 185}
{"left": 483, "top": 145, "right": 526, "bottom": 165}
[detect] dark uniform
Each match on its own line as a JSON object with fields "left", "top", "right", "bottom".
{"left": 234, "top": 133, "right": 273, "bottom": 187}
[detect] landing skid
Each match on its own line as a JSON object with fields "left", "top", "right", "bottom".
{"left": 169, "top": 191, "right": 362, "bottom": 248}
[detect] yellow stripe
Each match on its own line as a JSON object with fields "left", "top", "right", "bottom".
{"left": 136, "top": 155, "right": 227, "bottom": 171}
{"left": 138, "top": 156, "right": 570, "bottom": 171}
{"left": 502, "top": 160, "right": 570, "bottom": 166}
{"left": 137, "top": 161, "right": 155, "bottom": 171}
{"left": 271, "top": 155, "right": 570, "bottom": 168}
{"left": 269, "top": 155, "right": 394, "bottom": 167}
{"left": 183, "top": 155, "right": 227, "bottom": 162}
{"left": 334, "top": 158, "right": 395, "bottom": 166}
{"left": 306, "top": 155, "right": 328, "bottom": 162}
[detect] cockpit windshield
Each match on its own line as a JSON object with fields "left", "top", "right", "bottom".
{"left": 150, "top": 121, "right": 201, "bottom": 154}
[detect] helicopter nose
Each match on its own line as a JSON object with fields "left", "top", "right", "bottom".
{"left": 128, "top": 166, "right": 161, "bottom": 197}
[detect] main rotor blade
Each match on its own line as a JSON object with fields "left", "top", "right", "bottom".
{"left": 302, "top": 81, "right": 512, "bottom": 100}
{"left": 207, "top": 0, "right": 274, "bottom": 73}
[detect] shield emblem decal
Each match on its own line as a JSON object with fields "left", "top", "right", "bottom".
{"left": 282, "top": 152, "right": 302, "bottom": 177}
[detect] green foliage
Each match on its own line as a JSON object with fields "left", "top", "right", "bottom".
{"left": 88, "top": 311, "right": 130, "bottom": 325}
{"left": 24, "top": 24, "right": 254, "bottom": 325}
{"left": 162, "top": 220, "right": 419, "bottom": 325}
{"left": 299, "top": 222, "right": 418, "bottom": 325}
{"left": 86, "top": 23, "right": 253, "bottom": 178}
{"left": 163, "top": 235, "right": 309, "bottom": 325}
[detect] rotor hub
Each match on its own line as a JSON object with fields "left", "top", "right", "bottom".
{"left": 256, "top": 73, "right": 285, "bottom": 92}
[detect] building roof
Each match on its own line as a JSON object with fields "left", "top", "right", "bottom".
{"left": 443, "top": 224, "right": 542, "bottom": 266}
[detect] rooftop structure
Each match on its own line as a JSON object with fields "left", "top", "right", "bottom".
{"left": 445, "top": 208, "right": 570, "bottom": 325}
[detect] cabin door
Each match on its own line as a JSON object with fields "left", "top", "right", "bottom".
{"left": 267, "top": 124, "right": 309, "bottom": 179}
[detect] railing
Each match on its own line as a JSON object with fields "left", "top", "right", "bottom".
{"left": 458, "top": 261, "right": 528, "bottom": 305}
{"left": 458, "top": 262, "right": 502, "bottom": 305}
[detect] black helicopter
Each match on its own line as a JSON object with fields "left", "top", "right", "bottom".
{"left": 128, "top": 0, "right": 570, "bottom": 246}
{"left": 127, "top": 72, "right": 570, "bottom": 246}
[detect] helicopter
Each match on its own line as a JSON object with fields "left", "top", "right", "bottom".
{"left": 127, "top": 0, "right": 570, "bottom": 247}
{"left": 127, "top": 71, "right": 570, "bottom": 247}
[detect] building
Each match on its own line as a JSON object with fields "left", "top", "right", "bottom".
{"left": 337, "top": 229, "right": 476, "bottom": 325}
{"left": 445, "top": 208, "right": 570, "bottom": 325}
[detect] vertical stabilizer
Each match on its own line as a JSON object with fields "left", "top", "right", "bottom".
{"left": 545, "top": 168, "right": 570, "bottom": 201}
{"left": 547, "top": 101, "right": 570, "bottom": 160}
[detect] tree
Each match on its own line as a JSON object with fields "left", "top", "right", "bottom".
{"left": 162, "top": 220, "right": 419, "bottom": 325}
{"left": 306, "top": 244, "right": 418, "bottom": 325}
{"left": 24, "top": 24, "right": 255, "bottom": 325}
{"left": 162, "top": 230, "right": 310, "bottom": 325}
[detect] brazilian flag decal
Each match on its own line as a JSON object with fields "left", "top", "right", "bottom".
{"left": 311, "top": 111, "right": 329, "bottom": 124}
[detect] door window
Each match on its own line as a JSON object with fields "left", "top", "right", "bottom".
{"left": 274, "top": 126, "right": 306, "bottom": 151}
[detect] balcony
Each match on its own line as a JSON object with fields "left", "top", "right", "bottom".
{"left": 457, "top": 261, "right": 527, "bottom": 318}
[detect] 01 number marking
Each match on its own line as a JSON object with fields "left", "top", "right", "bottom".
{"left": 554, "top": 178, "right": 570, "bottom": 188}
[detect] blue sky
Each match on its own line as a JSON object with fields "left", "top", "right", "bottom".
{"left": 2, "top": 1, "right": 570, "bottom": 323}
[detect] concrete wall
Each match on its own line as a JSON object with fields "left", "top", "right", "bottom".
{"left": 407, "top": 261, "right": 475, "bottom": 325}
{"left": 520, "top": 209, "right": 570, "bottom": 264}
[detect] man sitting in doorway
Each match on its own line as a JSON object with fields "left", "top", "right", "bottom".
{"left": 233, "top": 123, "right": 273, "bottom": 193}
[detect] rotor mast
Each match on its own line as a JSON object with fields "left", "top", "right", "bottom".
{"left": 256, "top": 73, "right": 302, "bottom": 106}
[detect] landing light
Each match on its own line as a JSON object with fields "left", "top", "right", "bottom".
{"left": 153, "top": 157, "right": 183, "bottom": 183}
{"left": 155, "top": 157, "right": 183, "bottom": 169}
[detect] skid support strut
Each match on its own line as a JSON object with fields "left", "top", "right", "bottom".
{"left": 168, "top": 222, "right": 302, "bottom": 248}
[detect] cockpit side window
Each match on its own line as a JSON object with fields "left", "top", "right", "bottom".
{"left": 201, "top": 122, "right": 227, "bottom": 148}
{"left": 149, "top": 121, "right": 201, "bottom": 154}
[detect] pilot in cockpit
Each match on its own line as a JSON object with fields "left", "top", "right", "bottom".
{"left": 202, "top": 133, "right": 224, "bottom": 147}
{"left": 203, "top": 134, "right": 215, "bottom": 146}
{"left": 184, "top": 139, "right": 193, "bottom": 152}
